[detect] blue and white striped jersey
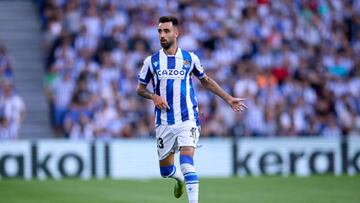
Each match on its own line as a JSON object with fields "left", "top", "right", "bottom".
{"left": 138, "top": 48, "right": 205, "bottom": 126}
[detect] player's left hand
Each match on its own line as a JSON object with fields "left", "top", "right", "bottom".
{"left": 227, "top": 97, "right": 247, "bottom": 112}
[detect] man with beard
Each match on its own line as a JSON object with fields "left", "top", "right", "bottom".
{"left": 137, "top": 16, "right": 247, "bottom": 203}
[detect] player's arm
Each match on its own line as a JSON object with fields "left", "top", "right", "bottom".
{"left": 136, "top": 83, "right": 153, "bottom": 99}
{"left": 190, "top": 52, "right": 247, "bottom": 112}
{"left": 136, "top": 84, "right": 170, "bottom": 110}
{"left": 199, "top": 75, "right": 247, "bottom": 112}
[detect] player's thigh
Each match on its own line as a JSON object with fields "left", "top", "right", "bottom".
{"left": 159, "top": 152, "right": 175, "bottom": 167}
{"left": 156, "top": 125, "right": 177, "bottom": 161}
{"left": 175, "top": 121, "right": 200, "bottom": 149}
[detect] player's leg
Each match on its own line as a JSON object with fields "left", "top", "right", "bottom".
{"left": 159, "top": 152, "right": 185, "bottom": 198}
{"left": 159, "top": 153, "right": 183, "bottom": 181}
{"left": 156, "top": 125, "right": 184, "bottom": 193}
{"left": 180, "top": 146, "right": 198, "bottom": 203}
{"left": 176, "top": 122, "right": 200, "bottom": 203}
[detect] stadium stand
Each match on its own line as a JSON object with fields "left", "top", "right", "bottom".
{"left": 0, "top": 41, "right": 25, "bottom": 139}
{"left": 36, "top": 0, "right": 360, "bottom": 138}
{"left": 0, "top": 0, "right": 52, "bottom": 139}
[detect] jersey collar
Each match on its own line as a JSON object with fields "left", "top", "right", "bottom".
{"left": 161, "top": 47, "right": 181, "bottom": 58}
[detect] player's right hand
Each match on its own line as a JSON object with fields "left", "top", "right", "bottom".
{"left": 151, "top": 94, "right": 170, "bottom": 110}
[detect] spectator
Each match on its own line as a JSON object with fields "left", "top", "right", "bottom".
{"left": 0, "top": 81, "right": 26, "bottom": 139}
{"left": 38, "top": 0, "right": 360, "bottom": 138}
{"left": 0, "top": 43, "right": 13, "bottom": 80}
{"left": 0, "top": 114, "right": 17, "bottom": 140}
{"left": 0, "top": 41, "right": 25, "bottom": 140}
{"left": 50, "top": 70, "right": 74, "bottom": 136}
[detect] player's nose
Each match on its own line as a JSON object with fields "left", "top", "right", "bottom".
{"left": 159, "top": 33, "right": 167, "bottom": 39}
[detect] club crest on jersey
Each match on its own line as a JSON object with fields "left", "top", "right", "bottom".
{"left": 157, "top": 69, "right": 186, "bottom": 79}
{"left": 183, "top": 59, "right": 190, "bottom": 68}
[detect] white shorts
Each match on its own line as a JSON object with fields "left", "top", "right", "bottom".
{"left": 155, "top": 120, "right": 200, "bottom": 160}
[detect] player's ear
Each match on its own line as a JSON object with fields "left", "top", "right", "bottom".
{"left": 174, "top": 26, "right": 179, "bottom": 38}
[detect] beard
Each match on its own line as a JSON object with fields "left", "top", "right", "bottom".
{"left": 160, "top": 39, "right": 173, "bottom": 50}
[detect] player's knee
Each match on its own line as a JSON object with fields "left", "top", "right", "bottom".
{"left": 180, "top": 146, "right": 195, "bottom": 155}
{"left": 160, "top": 165, "right": 175, "bottom": 178}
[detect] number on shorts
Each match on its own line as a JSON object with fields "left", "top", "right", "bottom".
{"left": 190, "top": 128, "right": 196, "bottom": 138}
{"left": 157, "top": 138, "right": 164, "bottom": 149}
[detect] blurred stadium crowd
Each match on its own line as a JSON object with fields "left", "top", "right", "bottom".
{"left": 36, "top": 0, "right": 360, "bottom": 139}
{"left": 0, "top": 42, "right": 26, "bottom": 139}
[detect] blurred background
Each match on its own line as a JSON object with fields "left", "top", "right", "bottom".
{"left": 0, "top": 1, "right": 359, "bottom": 202}
{"left": 0, "top": 0, "right": 360, "bottom": 140}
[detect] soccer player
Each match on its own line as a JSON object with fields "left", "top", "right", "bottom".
{"left": 137, "top": 16, "right": 247, "bottom": 203}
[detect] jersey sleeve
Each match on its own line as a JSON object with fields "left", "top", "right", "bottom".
{"left": 137, "top": 56, "right": 153, "bottom": 85}
{"left": 191, "top": 53, "right": 206, "bottom": 79}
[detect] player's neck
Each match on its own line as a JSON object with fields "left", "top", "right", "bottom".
{"left": 163, "top": 44, "right": 178, "bottom": 56}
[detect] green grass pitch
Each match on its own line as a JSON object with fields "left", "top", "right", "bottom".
{"left": 0, "top": 176, "right": 359, "bottom": 203}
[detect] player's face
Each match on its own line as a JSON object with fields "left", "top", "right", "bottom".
{"left": 158, "top": 22, "right": 178, "bottom": 50}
